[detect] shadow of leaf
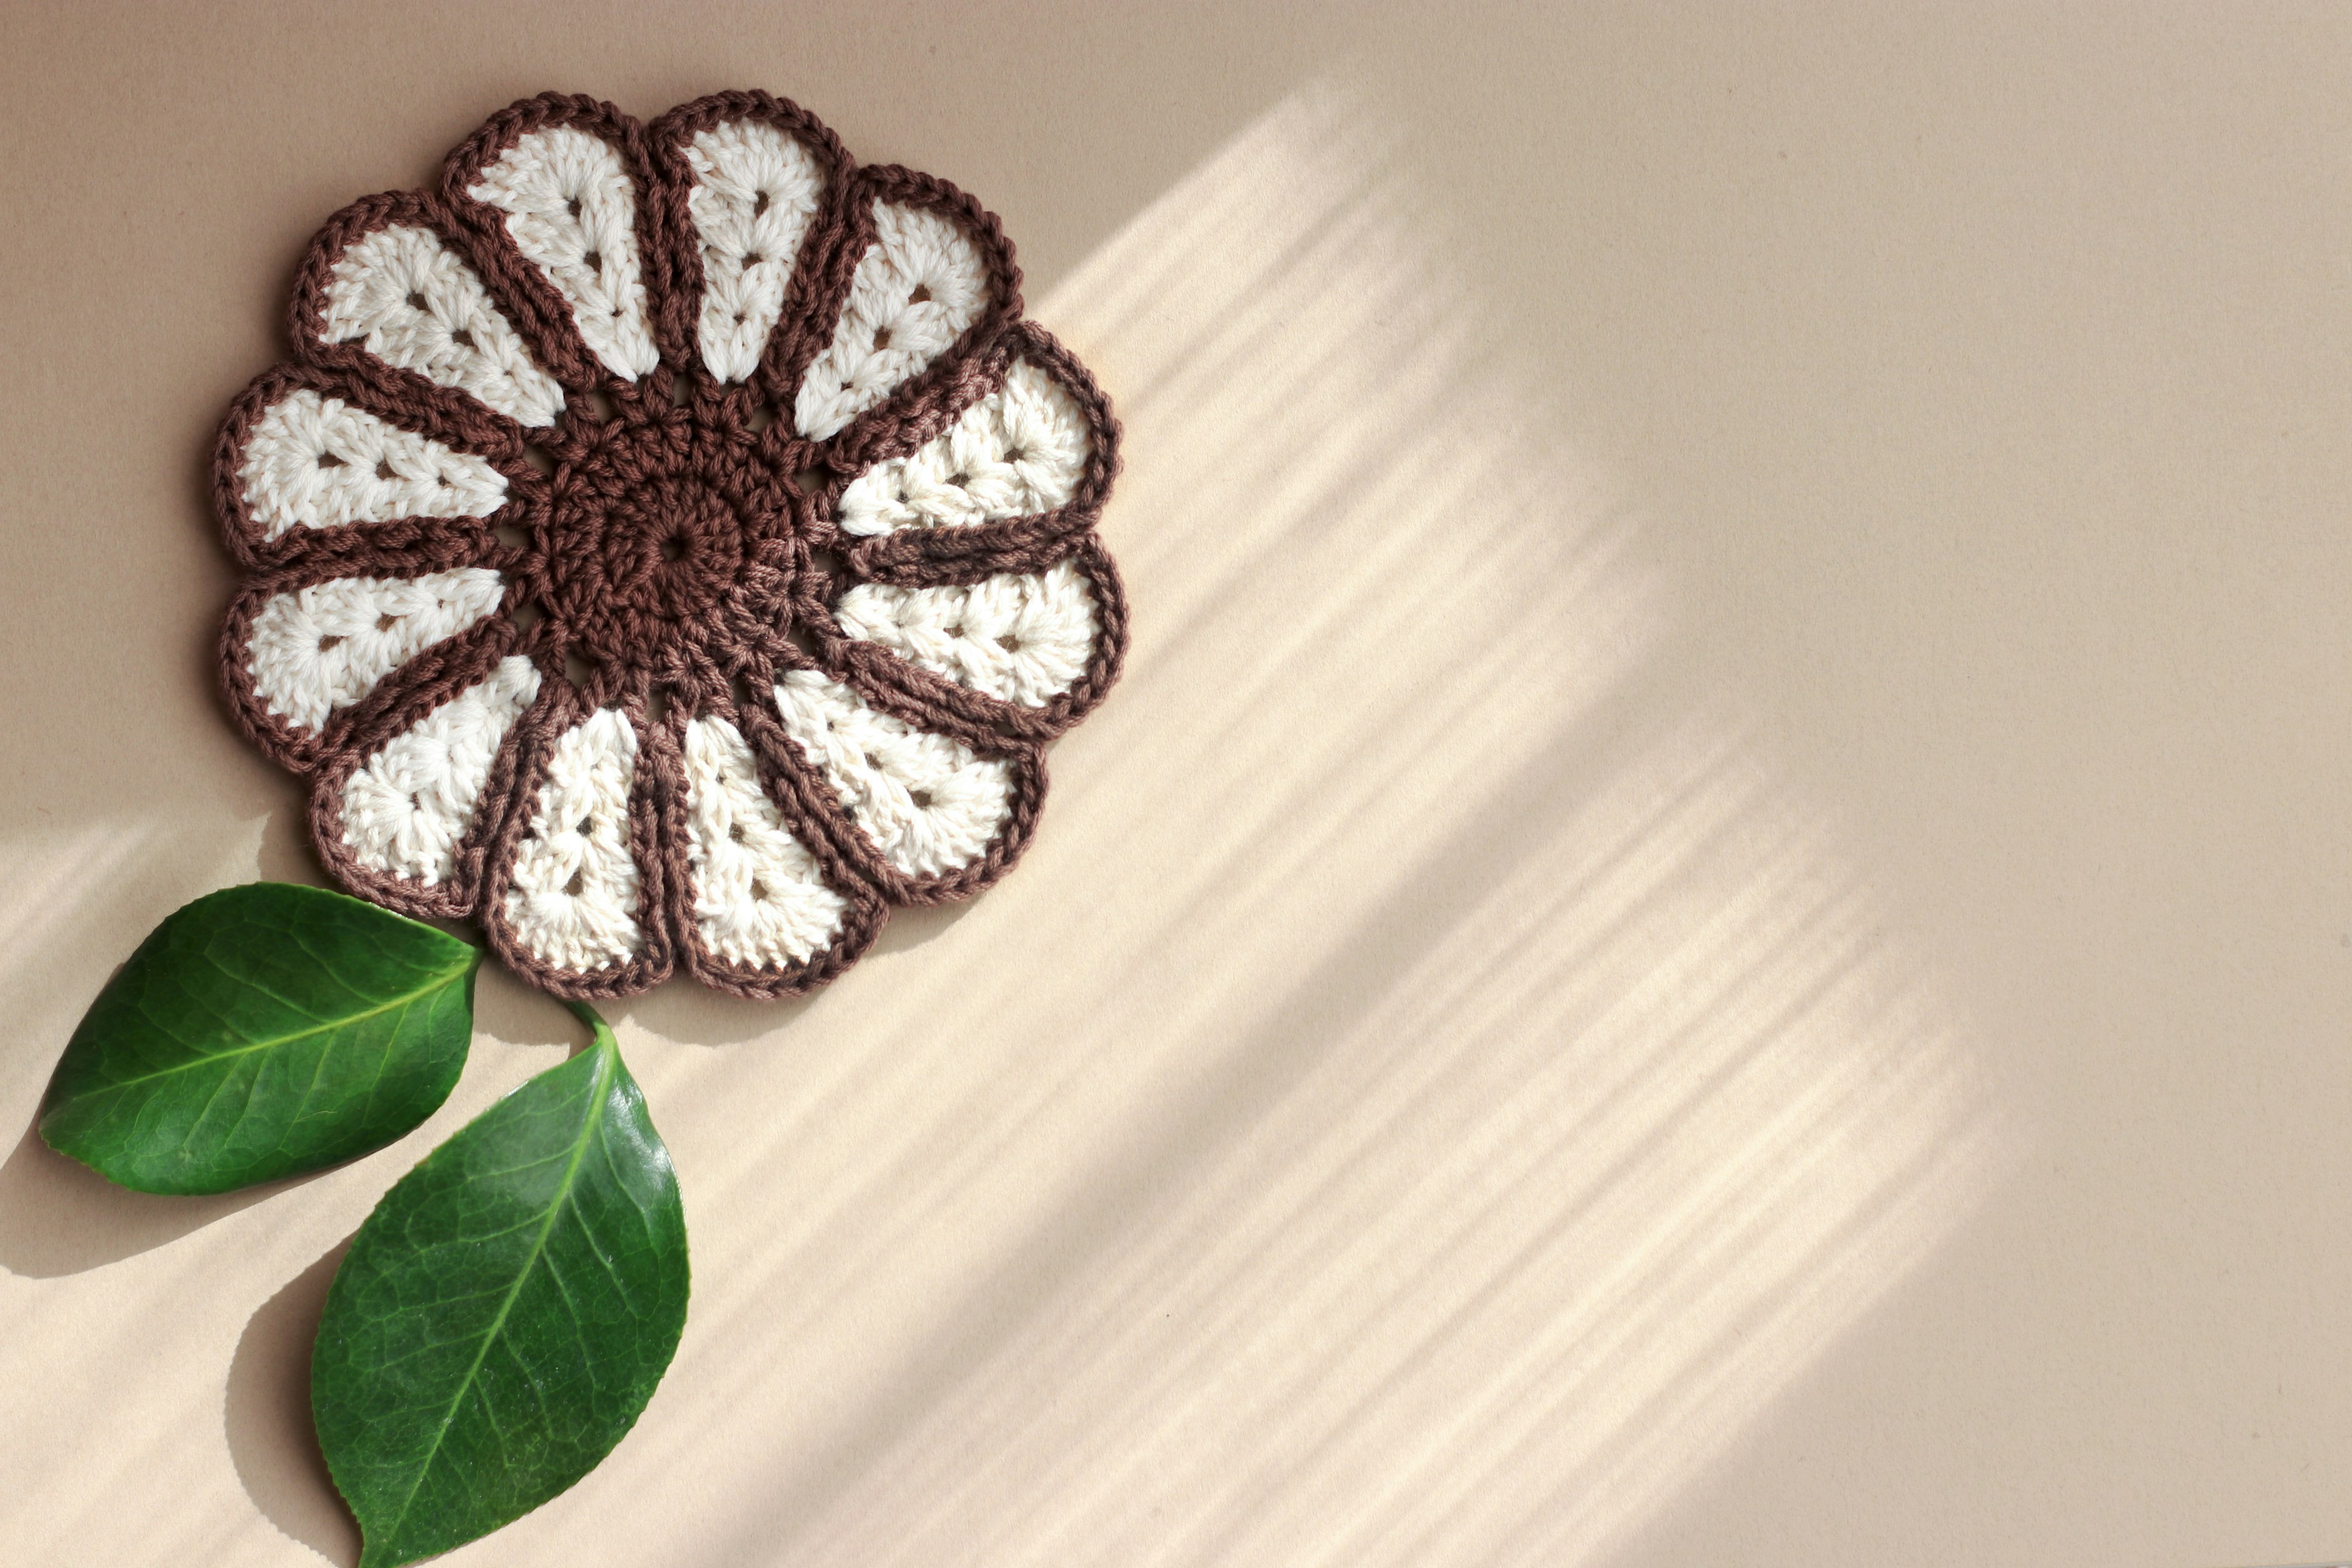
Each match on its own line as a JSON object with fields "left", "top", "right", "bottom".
{"left": 0, "top": 1111, "right": 279, "bottom": 1278}
{"left": 225, "top": 1235, "right": 360, "bottom": 1566}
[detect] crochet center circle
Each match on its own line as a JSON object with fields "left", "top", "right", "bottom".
{"left": 529, "top": 394, "right": 803, "bottom": 665}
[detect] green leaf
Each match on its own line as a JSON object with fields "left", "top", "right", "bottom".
{"left": 39, "top": 882, "right": 481, "bottom": 1195}
{"left": 312, "top": 1003, "right": 689, "bottom": 1568}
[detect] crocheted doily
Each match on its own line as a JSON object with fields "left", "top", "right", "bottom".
{"left": 213, "top": 91, "right": 1125, "bottom": 999}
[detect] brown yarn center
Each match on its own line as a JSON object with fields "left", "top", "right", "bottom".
{"left": 533, "top": 395, "right": 797, "bottom": 666}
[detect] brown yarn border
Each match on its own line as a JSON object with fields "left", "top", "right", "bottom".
{"left": 733, "top": 640, "right": 1052, "bottom": 909}
{"left": 758, "top": 163, "right": 1026, "bottom": 469}
{"left": 836, "top": 320, "right": 1126, "bottom": 586}
{"left": 214, "top": 361, "right": 530, "bottom": 575}
{"left": 304, "top": 612, "right": 532, "bottom": 919}
{"left": 834, "top": 532, "right": 1129, "bottom": 747}
{"left": 218, "top": 532, "right": 507, "bottom": 774}
{"left": 642, "top": 90, "right": 856, "bottom": 383}
{"left": 475, "top": 666, "right": 679, "bottom": 999}
{"left": 287, "top": 188, "right": 542, "bottom": 451}
{"left": 650, "top": 679, "right": 892, "bottom": 999}
{"left": 440, "top": 93, "right": 669, "bottom": 397}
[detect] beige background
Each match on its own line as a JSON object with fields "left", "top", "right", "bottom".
{"left": 2, "top": 3, "right": 2350, "bottom": 1565}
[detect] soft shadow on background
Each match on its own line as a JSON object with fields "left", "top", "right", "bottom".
{"left": 225, "top": 1238, "right": 360, "bottom": 1567}
{"left": 0, "top": 1115, "right": 288, "bottom": 1278}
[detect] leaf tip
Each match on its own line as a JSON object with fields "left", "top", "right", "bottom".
{"left": 32, "top": 1103, "right": 87, "bottom": 1167}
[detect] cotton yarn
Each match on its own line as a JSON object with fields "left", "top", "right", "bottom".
{"left": 215, "top": 90, "right": 1126, "bottom": 999}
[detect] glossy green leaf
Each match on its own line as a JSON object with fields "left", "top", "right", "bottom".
{"left": 313, "top": 1003, "right": 689, "bottom": 1568}
{"left": 40, "top": 882, "right": 480, "bottom": 1195}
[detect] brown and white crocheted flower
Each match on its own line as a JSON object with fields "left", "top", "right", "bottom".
{"left": 214, "top": 91, "right": 1125, "bottom": 999}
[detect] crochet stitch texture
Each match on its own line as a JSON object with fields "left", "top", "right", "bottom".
{"left": 215, "top": 91, "right": 1126, "bottom": 998}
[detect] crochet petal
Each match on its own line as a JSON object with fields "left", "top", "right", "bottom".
{"left": 216, "top": 364, "right": 519, "bottom": 570}
{"left": 446, "top": 94, "right": 663, "bottom": 385}
{"left": 833, "top": 323, "right": 1119, "bottom": 579}
{"left": 308, "top": 631, "right": 539, "bottom": 918}
{"left": 646, "top": 92, "right": 851, "bottom": 386}
{"left": 479, "top": 690, "right": 675, "bottom": 997}
{"left": 780, "top": 166, "right": 1020, "bottom": 455}
{"left": 292, "top": 191, "right": 564, "bottom": 432}
{"left": 660, "top": 701, "right": 884, "bottom": 997}
{"left": 220, "top": 554, "right": 510, "bottom": 771}
{"left": 745, "top": 663, "right": 1046, "bottom": 905}
{"left": 833, "top": 536, "right": 1127, "bottom": 742}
